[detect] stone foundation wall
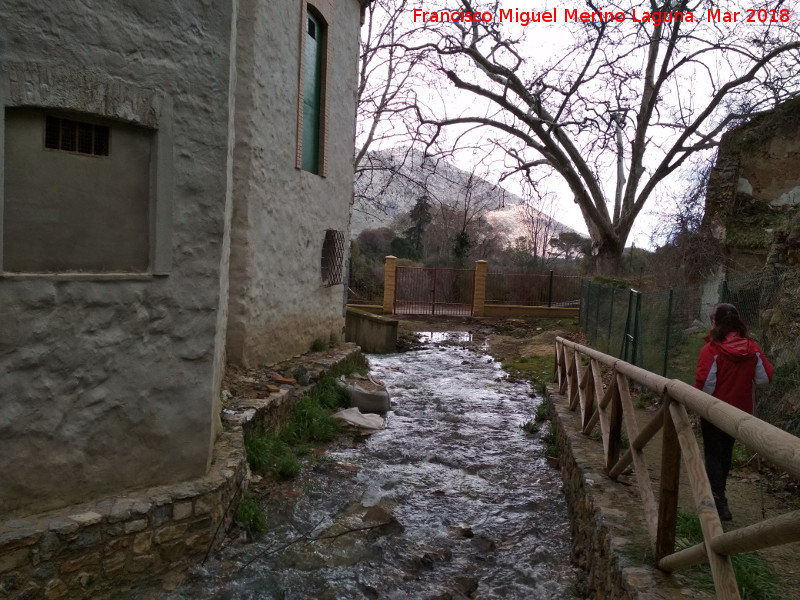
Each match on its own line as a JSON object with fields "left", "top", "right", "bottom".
{"left": 0, "top": 344, "right": 363, "bottom": 599}
{"left": 547, "top": 385, "right": 708, "bottom": 600}
{"left": 0, "top": 432, "right": 247, "bottom": 600}
{"left": 224, "top": 343, "right": 363, "bottom": 437}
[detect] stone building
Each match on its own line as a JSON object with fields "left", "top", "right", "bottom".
{"left": 702, "top": 98, "right": 800, "bottom": 365}
{"left": 703, "top": 97, "right": 800, "bottom": 276}
{"left": 1, "top": 0, "right": 364, "bottom": 518}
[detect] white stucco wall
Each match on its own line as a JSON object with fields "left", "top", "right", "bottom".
{"left": 226, "top": 0, "right": 361, "bottom": 366}
{"left": 0, "top": 1, "right": 236, "bottom": 515}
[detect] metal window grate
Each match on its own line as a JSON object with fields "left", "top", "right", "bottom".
{"left": 45, "top": 116, "right": 109, "bottom": 156}
{"left": 321, "top": 229, "right": 345, "bottom": 287}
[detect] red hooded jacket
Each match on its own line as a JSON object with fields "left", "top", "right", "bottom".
{"left": 694, "top": 332, "right": 774, "bottom": 413}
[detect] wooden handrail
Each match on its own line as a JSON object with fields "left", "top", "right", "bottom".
{"left": 553, "top": 336, "right": 800, "bottom": 600}
{"left": 666, "top": 380, "right": 800, "bottom": 480}
{"left": 660, "top": 510, "right": 800, "bottom": 571}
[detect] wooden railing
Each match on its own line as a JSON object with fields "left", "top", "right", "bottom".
{"left": 554, "top": 336, "right": 800, "bottom": 600}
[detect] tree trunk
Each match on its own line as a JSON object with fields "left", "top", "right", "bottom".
{"left": 593, "top": 236, "right": 624, "bottom": 276}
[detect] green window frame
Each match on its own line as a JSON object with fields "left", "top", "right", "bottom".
{"left": 301, "top": 10, "right": 323, "bottom": 173}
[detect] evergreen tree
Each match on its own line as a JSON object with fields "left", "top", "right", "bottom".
{"left": 403, "top": 195, "right": 432, "bottom": 257}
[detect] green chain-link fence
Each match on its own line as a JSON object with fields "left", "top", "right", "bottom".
{"left": 579, "top": 270, "right": 785, "bottom": 384}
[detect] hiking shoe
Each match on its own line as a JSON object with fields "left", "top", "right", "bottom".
{"left": 716, "top": 501, "right": 733, "bottom": 522}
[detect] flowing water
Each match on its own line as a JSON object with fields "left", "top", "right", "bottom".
{"left": 147, "top": 333, "right": 580, "bottom": 599}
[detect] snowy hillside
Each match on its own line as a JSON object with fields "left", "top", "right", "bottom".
{"left": 351, "top": 147, "right": 573, "bottom": 239}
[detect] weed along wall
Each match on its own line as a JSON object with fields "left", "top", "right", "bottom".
{"left": 545, "top": 385, "right": 693, "bottom": 600}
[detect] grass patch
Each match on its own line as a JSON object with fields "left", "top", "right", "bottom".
{"left": 634, "top": 387, "right": 656, "bottom": 409}
{"left": 731, "top": 442, "right": 757, "bottom": 470}
{"left": 246, "top": 433, "right": 301, "bottom": 479}
{"left": 535, "top": 400, "right": 553, "bottom": 421}
{"left": 236, "top": 492, "right": 268, "bottom": 537}
{"left": 309, "top": 337, "right": 328, "bottom": 352}
{"left": 306, "top": 375, "right": 351, "bottom": 411}
{"left": 244, "top": 354, "right": 368, "bottom": 483}
{"left": 542, "top": 425, "right": 560, "bottom": 457}
{"left": 502, "top": 354, "right": 555, "bottom": 394}
{"left": 520, "top": 418, "right": 541, "bottom": 435}
{"left": 280, "top": 394, "right": 340, "bottom": 445}
{"left": 328, "top": 353, "right": 370, "bottom": 378}
{"left": 674, "top": 511, "right": 783, "bottom": 599}
{"left": 668, "top": 331, "right": 708, "bottom": 384}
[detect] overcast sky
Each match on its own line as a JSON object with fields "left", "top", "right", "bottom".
{"left": 363, "top": 0, "right": 800, "bottom": 248}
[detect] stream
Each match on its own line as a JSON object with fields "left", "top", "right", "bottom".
{"left": 146, "top": 332, "right": 580, "bottom": 599}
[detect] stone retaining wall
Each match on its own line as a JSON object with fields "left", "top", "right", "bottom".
{"left": 0, "top": 432, "right": 247, "bottom": 600}
{"left": 547, "top": 384, "right": 710, "bottom": 600}
{"left": 0, "top": 344, "right": 363, "bottom": 599}
{"left": 344, "top": 307, "right": 398, "bottom": 353}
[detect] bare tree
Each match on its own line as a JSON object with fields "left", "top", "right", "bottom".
{"left": 518, "top": 190, "right": 558, "bottom": 267}
{"left": 410, "top": 149, "right": 507, "bottom": 265}
{"left": 354, "top": 0, "right": 431, "bottom": 218}
{"left": 404, "top": 0, "right": 800, "bottom": 273}
{"left": 650, "top": 155, "right": 723, "bottom": 283}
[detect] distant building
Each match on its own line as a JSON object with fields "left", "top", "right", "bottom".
{"left": 0, "top": 0, "right": 365, "bottom": 517}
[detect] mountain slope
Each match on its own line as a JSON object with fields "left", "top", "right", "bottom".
{"left": 351, "top": 147, "right": 573, "bottom": 241}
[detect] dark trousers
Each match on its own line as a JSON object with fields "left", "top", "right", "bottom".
{"left": 701, "top": 419, "right": 735, "bottom": 503}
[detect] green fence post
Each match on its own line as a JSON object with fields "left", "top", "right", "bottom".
{"left": 620, "top": 289, "right": 634, "bottom": 361}
{"left": 594, "top": 283, "right": 601, "bottom": 344}
{"left": 662, "top": 288, "right": 674, "bottom": 377}
{"left": 607, "top": 287, "right": 615, "bottom": 355}
{"left": 632, "top": 290, "right": 642, "bottom": 367}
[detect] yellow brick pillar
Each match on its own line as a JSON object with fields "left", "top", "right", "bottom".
{"left": 473, "top": 260, "right": 488, "bottom": 317}
{"left": 383, "top": 255, "right": 397, "bottom": 314}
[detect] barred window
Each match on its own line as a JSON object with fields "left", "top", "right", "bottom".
{"left": 45, "top": 116, "right": 109, "bottom": 156}
{"left": 321, "top": 229, "right": 345, "bottom": 286}
{"left": 3, "top": 108, "right": 152, "bottom": 273}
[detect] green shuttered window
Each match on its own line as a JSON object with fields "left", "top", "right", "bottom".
{"left": 302, "top": 11, "right": 323, "bottom": 173}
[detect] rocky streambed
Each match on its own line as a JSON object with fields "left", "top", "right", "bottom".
{"left": 136, "top": 332, "right": 580, "bottom": 599}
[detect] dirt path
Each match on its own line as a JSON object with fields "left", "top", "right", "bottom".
{"left": 636, "top": 405, "right": 800, "bottom": 594}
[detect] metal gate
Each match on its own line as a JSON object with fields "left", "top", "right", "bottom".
{"left": 394, "top": 266, "right": 475, "bottom": 316}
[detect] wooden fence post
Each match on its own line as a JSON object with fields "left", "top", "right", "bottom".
{"left": 656, "top": 393, "right": 681, "bottom": 561}
{"left": 383, "top": 256, "right": 397, "bottom": 315}
{"left": 473, "top": 260, "right": 488, "bottom": 316}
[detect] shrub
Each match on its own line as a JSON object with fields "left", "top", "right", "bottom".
{"left": 535, "top": 400, "right": 553, "bottom": 422}
{"left": 542, "top": 426, "right": 560, "bottom": 457}
{"left": 236, "top": 492, "right": 267, "bottom": 536}
{"left": 521, "top": 419, "right": 541, "bottom": 435}
{"left": 280, "top": 395, "right": 340, "bottom": 445}
{"left": 310, "top": 337, "right": 327, "bottom": 352}
{"left": 245, "top": 433, "right": 300, "bottom": 479}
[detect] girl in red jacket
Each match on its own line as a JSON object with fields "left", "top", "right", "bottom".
{"left": 694, "top": 303, "right": 774, "bottom": 521}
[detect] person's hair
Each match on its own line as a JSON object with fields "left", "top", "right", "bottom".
{"left": 709, "top": 303, "right": 748, "bottom": 342}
